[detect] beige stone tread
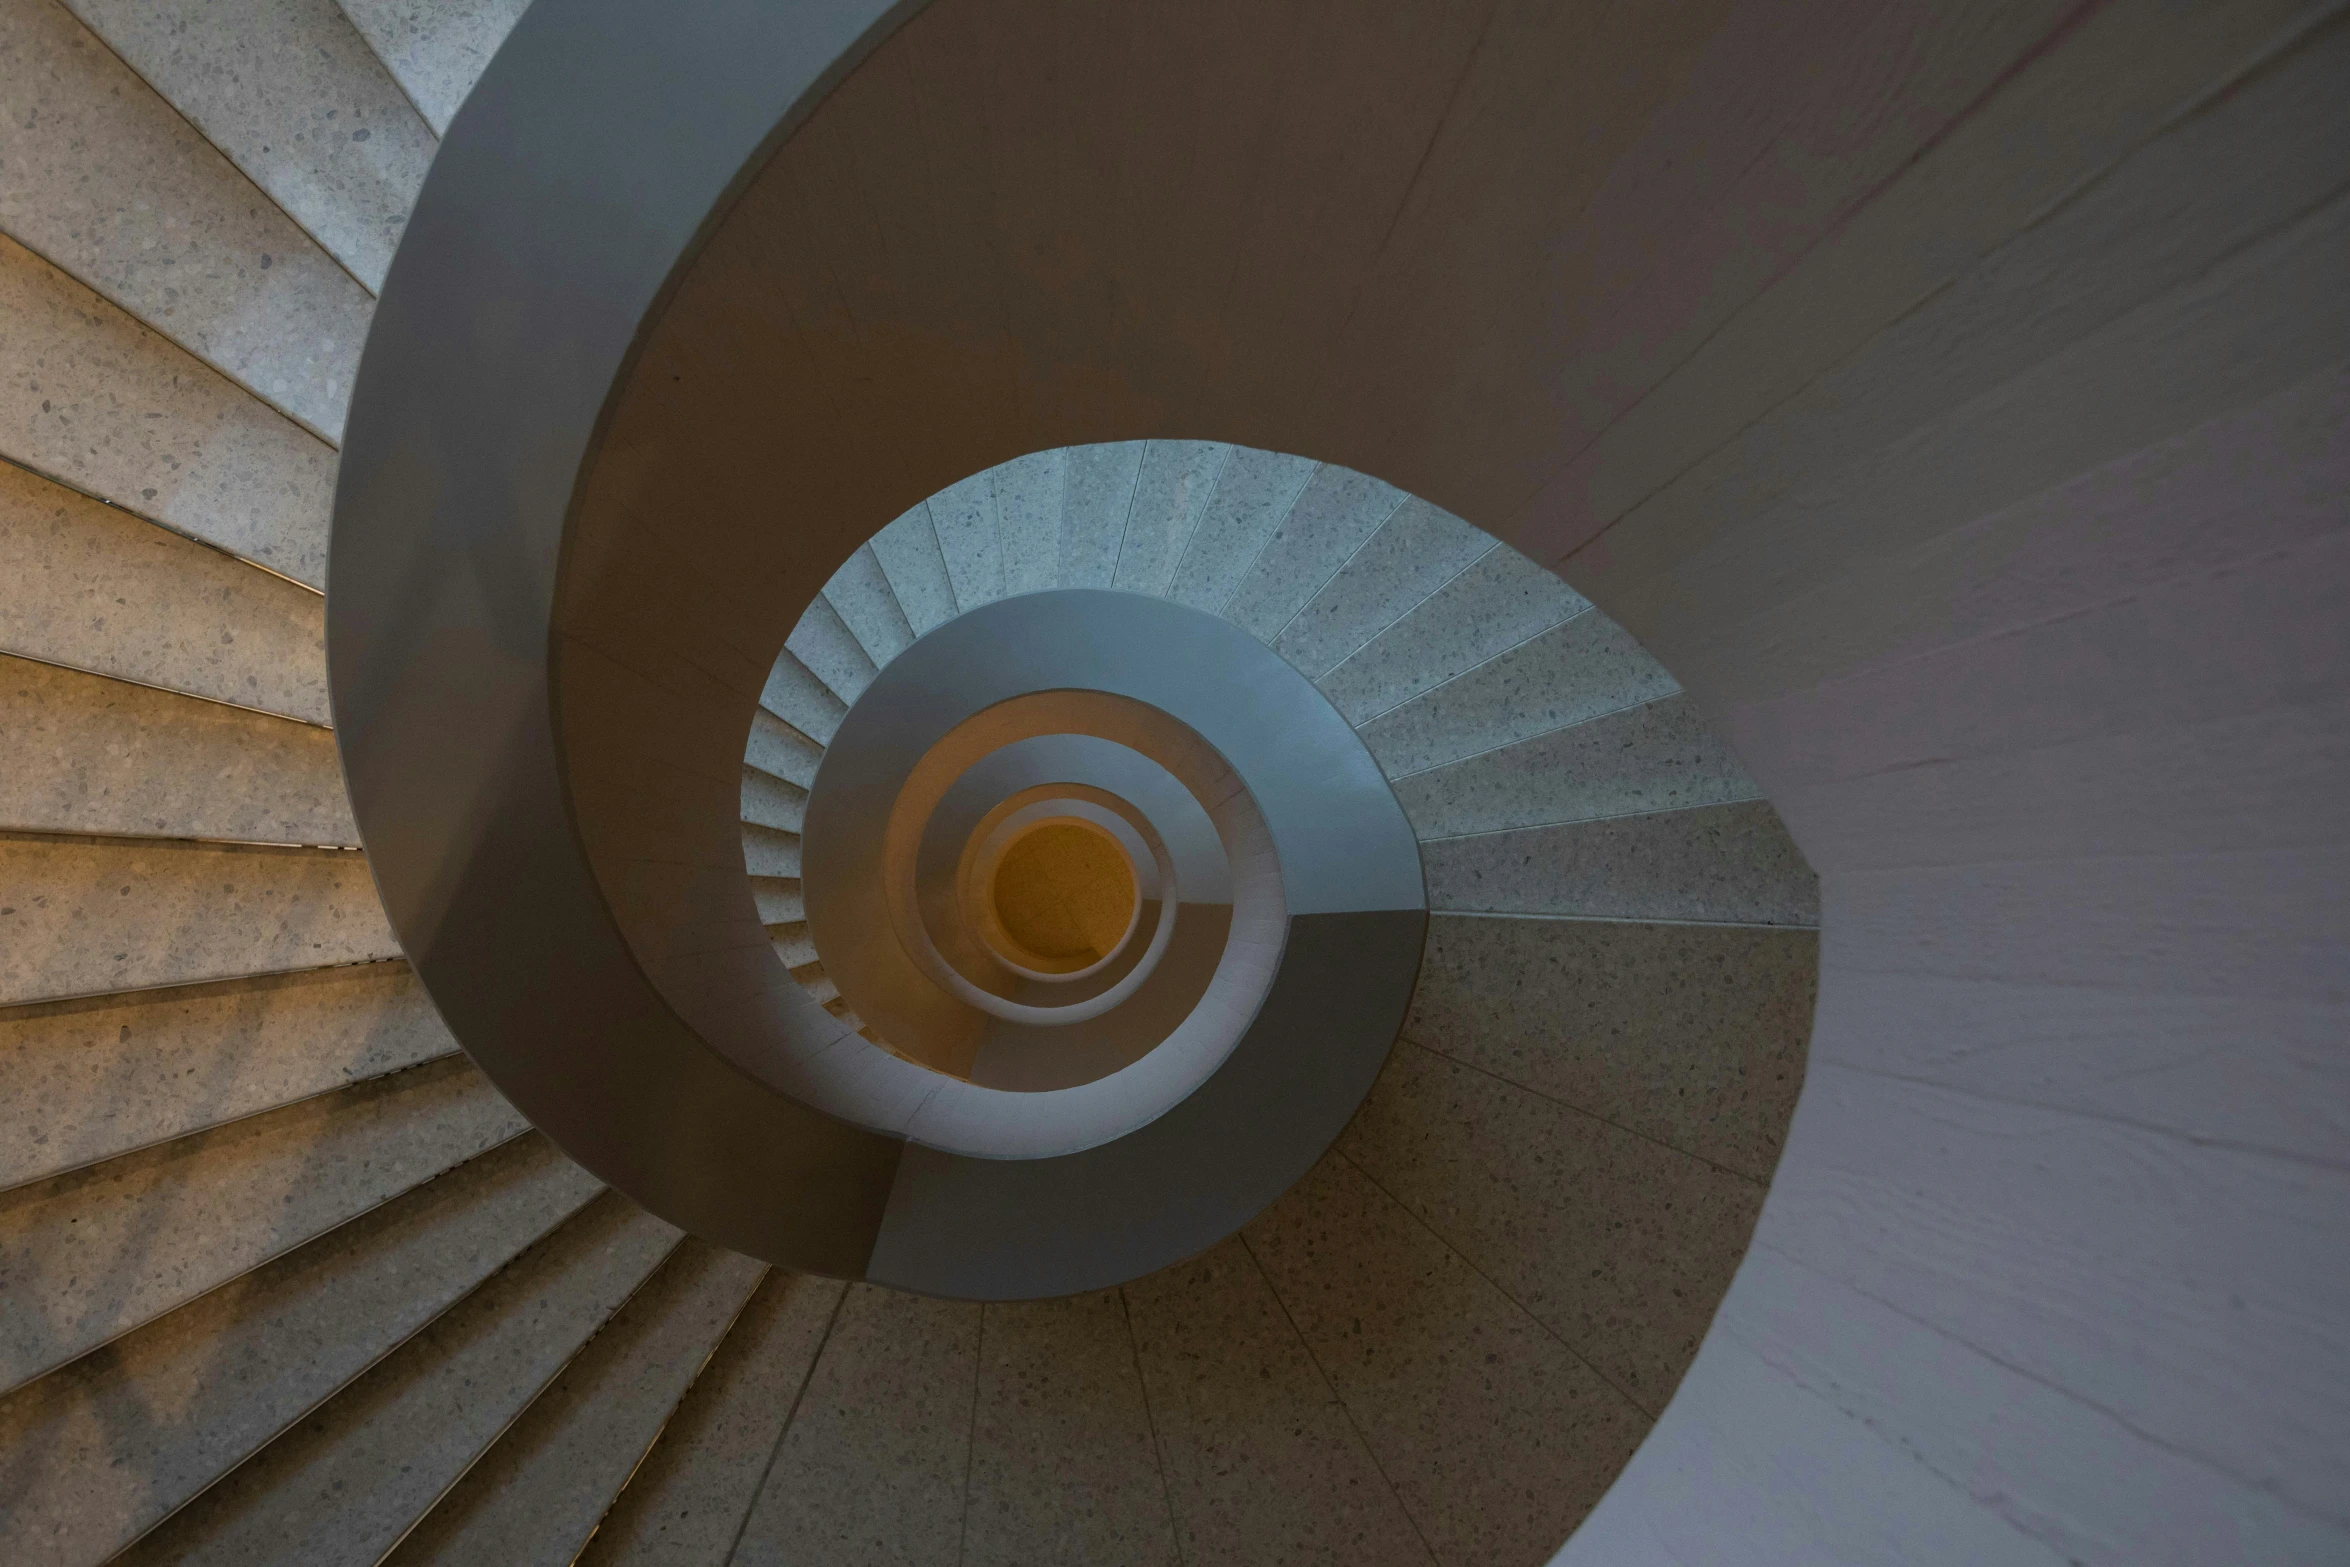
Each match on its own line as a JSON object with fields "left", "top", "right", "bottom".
{"left": 63, "top": 0, "right": 436, "bottom": 292}
{"left": 0, "top": 1053, "right": 526, "bottom": 1392}
{"left": 744, "top": 705, "right": 824, "bottom": 789}
{"left": 1420, "top": 801, "right": 1820, "bottom": 927}
{"left": 738, "top": 764, "right": 807, "bottom": 835}
{"left": 0, "top": 959, "right": 457, "bottom": 1191}
{"left": 118, "top": 1192, "right": 681, "bottom": 1567}
{"left": 0, "top": 0, "right": 372, "bottom": 440}
{"left": 576, "top": 1270, "right": 846, "bottom": 1565}
{"left": 1314, "top": 544, "right": 1590, "bottom": 727}
{"left": 1270, "top": 496, "right": 1491, "bottom": 680}
{"left": 383, "top": 1242, "right": 769, "bottom": 1567}
{"left": 0, "top": 235, "right": 337, "bottom": 586}
{"left": 0, "top": 1134, "right": 600, "bottom": 1567}
{"left": 0, "top": 459, "right": 330, "bottom": 722}
{"left": 768, "top": 921, "right": 817, "bottom": 969}
{"left": 740, "top": 822, "right": 801, "bottom": 880}
{"left": 0, "top": 655, "right": 354, "bottom": 844}
{"left": 0, "top": 832, "right": 395, "bottom": 1005}
{"left": 335, "top": 0, "right": 530, "bottom": 136}
{"left": 1244, "top": 1153, "right": 1651, "bottom": 1567}
{"left": 748, "top": 875, "right": 804, "bottom": 926}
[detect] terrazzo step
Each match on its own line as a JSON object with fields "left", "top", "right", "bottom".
{"left": 118, "top": 1191, "right": 682, "bottom": 1567}
{"left": 0, "top": 236, "right": 338, "bottom": 587}
{"left": 1053, "top": 440, "right": 1144, "bottom": 591}
{"left": 741, "top": 823, "right": 802, "bottom": 880}
{"left": 63, "top": 0, "right": 437, "bottom": 291}
{"left": 1159, "top": 444, "right": 1316, "bottom": 617}
{"left": 993, "top": 445, "right": 1068, "bottom": 599}
{"left": 574, "top": 1269, "right": 847, "bottom": 1565}
{"left": 769, "top": 921, "right": 818, "bottom": 969}
{"left": 0, "top": 460, "right": 330, "bottom": 723}
{"left": 335, "top": 0, "right": 531, "bottom": 136}
{"left": 0, "top": 1054, "right": 527, "bottom": 1391}
{"left": 749, "top": 875, "right": 805, "bottom": 926}
{"left": 382, "top": 1241, "right": 769, "bottom": 1567}
{"left": 1108, "top": 440, "right": 1226, "bottom": 597}
{"left": 0, "top": 960, "right": 457, "bottom": 1191}
{"left": 820, "top": 542, "right": 916, "bottom": 671}
{"left": 0, "top": 833, "right": 396, "bottom": 1005}
{"left": 867, "top": 500, "right": 960, "bottom": 635}
{"left": 0, "top": 1133, "right": 601, "bottom": 1567}
{"left": 1312, "top": 545, "right": 1590, "bottom": 726}
{"left": 784, "top": 594, "right": 878, "bottom": 709}
{"left": 0, "top": 0, "right": 371, "bottom": 439}
{"left": 1269, "top": 494, "right": 1495, "bottom": 679}
{"left": 0, "top": 655, "right": 354, "bottom": 843}
{"left": 1220, "top": 463, "right": 1406, "bottom": 645}
{"left": 759, "top": 647, "right": 846, "bottom": 746}
{"left": 745, "top": 707, "right": 825, "bottom": 789}
{"left": 739, "top": 765, "right": 808, "bottom": 834}
{"left": 930, "top": 467, "right": 1007, "bottom": 611}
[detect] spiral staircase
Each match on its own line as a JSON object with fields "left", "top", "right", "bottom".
{"left": 4, "top": 1, "right": 2345, "bottom": 1564}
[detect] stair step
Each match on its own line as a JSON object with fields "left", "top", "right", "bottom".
{"left": 748, "top": 875, "right": 803, "bottom": 925}
{"left": 0, "top": 237, "right": 337, "bottom": 587}
{"left": 759, "top": 647, "right": 846, "bottom": 746}
{"left": 768, "top": 921, "right": 817, "bottom": 969}
{"left": 63, "top": 0, "right": 437, "bottom": 292}
{"left": 118, "top": 1191, "right": 681, "bottom": 1567}
{"left": 1421, "top": 800, "right": 1818, "bottom": 925}
{"left": 1056, "top": 441, "right": 1145, "bottom": 591}
{"left": 822, "top": 542, "right": 916, "bottom": 669}
{"left": 929, "top": 468, "right": 1004, "bottom": 613}
{"left": 738, "top": 765, "right": 807, "bottom": 835}
{"left": 868, "top": 500, "right": 959, "bottom": 635}
{"left": 0, "top": 1134, "right": 599, "bottom": 1566}
{"left": 1110, "top": 440, "right": 1226, "bottom": 597}
{"left": 994, "top": 446, "right": 1069, "bottom": 599}
{"left": 0, "top": 460, "right": 331, "bottom": 722}
{"left": 335, "top": 0, "right": 530, "bottom": 136}
{"left": 575, "top": 1270, "right": 844, "bottom": 1565}
{"left": 740, "top": 823, "right": 801, "bottom": 880}
{"left": 1271, "top": 496, "right": 1492, "bottom": 679}
{"left": 0, "top": 0, "right": 371, "bottom": 439}
{"left": 783, "top": 593, "right": 878, "bottom": 708}
{"left": 0, "top": 655, "right": 355, "bottom": 843}
{"left": 0, "top": 834, "right": 396, "bottom": 1006}
{"left": 0, "top": 1054, "right": 526, "bottom": 1392}
{"left": 1164, "top": 446, "right": 1316, "bottom": 616}
{"left": 1222, "top": 464, "right": 1404, "bottom": 644}
{"left": 1316, "top": 546, "right": 1590, "bottom": 726}
{"left": 1390, "top": 691, "right": 1753, "bottom": 841}
{"left": 384, "top": 1242, "right": 768, "bottom": 1566}
{"left": 744, "top": 707, "right": 824, "bottom": 789}
{"left": 0, "top": 960, "right": 455, "bottom": 1191}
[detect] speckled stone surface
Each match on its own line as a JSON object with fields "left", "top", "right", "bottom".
{"left": 760, "top": 650, "right": 846, "bottom": 746}
{"left": 63, "top": 0, "right": 436, "bottom": 291}
{"left": 1338, "top": 1042, "right": 1767, "bottom": 1414}
{"left": 0, "top": 834, "right": 397, "bottom": 1004}
{"left": 741, "top": 823, "right": 801, "bottom": 879}
{"left": 1273, "top": 499, "right": 1490, "bottom": 679}
{"left": 823, "top": 544, "right": 916, "bottom": 671}
{"left": 1111, "top": 440, "right": 1226, "bottom": 597}
{"left": 1316, "top": 548, "right": 1589, "bottom": 726}
{"left": 1223, "top": 463, "right": 1403, "bottom": 644}
{"left": 1357, "top": 612, "right": 1679, "bottom": 780}
{"left": 733, "top": 1281, "right": 981, "bottom": 1564}
{"left": 0, "top": 959, "right": 455, "bottom": 1189}
{"left": 745, "top": 707, "right": 825, "bottom": 789}
{"left": 335, "top": 0, "right": 529, "bottom": 134}
{"left": 0, "top": 461, "right": 329, "bottom": 721}
{"left": 0, "top": 1053, "right": 524, "bottom": 1391}
{"left": 0, "top": 656, "right": 354, "bottom": 842}
{"left": 929, "top": 470, "right": 1004, "bottom": 612}
{"left": 120, "top": 1192, "right": 679, "bottom": 1567}
{"left": 784, "top": 594, "right": 878, "bottom": 708}
{"left": 993, "top": 446, "right": 1069, "bottom": 599}
{"left": 1244, "top": 1155, "right": 1650, "bottom": 1567}
{"left": 963, "top": 1290, "right": 1180, "bottom": 1567}
{"left": 0, "top": 1135, "right": 599, "bottom": 1567}
{"left": 750, "top": 875, "right": 804, "bottom": 925}
{"left": 1390, "top": 692, "right": 1756, "bottom": 839}
{"left": 1166, "top": 446, "right": 1316, "bottom": 615}
{"left": 740, "top": 765, "right": 808, "bottom": 835}
{"left": 1124, "top": 1236, "right": 1432, "bottom": 1567}
{"left": 1406, "top": 914, "right": 1817, "bottom": 1181}
{"left": 578, "top": 1269, "right": 847, "bottom": 1565}
{"left": 0, "top": 237, "right": 337, "bottom": 585}
{"left": 1056, "top": 441, "right": 1144, "bottom": 591}
{"left": 868, "top": 503, "right": 959, "bottom": 636}
{"left": 0, "top": 0, "right": 372, "bottom": 438}
{"left": 1421, "top": 801, "right": 1822, "bottom": 925}
{"left": 387, "top": 1241, "right": 768, "bottom": 1567}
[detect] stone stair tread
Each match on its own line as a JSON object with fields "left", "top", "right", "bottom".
{"left": 821, "top": 542, "right": 917, "bottom": 670}
{"left": 1109, "top": 440, "right": 1226, "bottom": 598}
{"left": 744, "top": 706, "right": 826, "bottom": 789}
{"left": 993, "top": 446, "right": 1069, "bottom": 600}
{"left": 1271, "top": 496, "right": 1492, "bottom": 680}
{"left": 740, "top": 822, "right": 802, "bottom": 880}
{"left": 1164, "top": 446, "right": 1317, "bottom": 617}
{"left": 868, "top": 500, "right": 960, "bottom": 635}
{"left": 0, "top": 1054, "right": 527, "bottom": 1392}
{"left": 1316, "top": 545, "right": 1591, "bottom": 726}
{"left": 929, "top": 468, "right": 1005, "bottom": 613}
{"left": 0, "top": 1133, "right": 600, "bottom": 1567}
{"left": 1056, "top": 441, "right": 1146, "bottom": 592}
{"left": 759, "top": 647, "right": 847, "bottom": 747}
{"left": 335, "top": 0, "right": 530, "bottom": 137}
{"left": 783, "top": 592, "right": 879, "bottom": 709}
{"left": 1221, "top": 464, "right": 1405, "bottom": 645}
{"left": 738, "top": 764, "right": 808, "bottom": 835}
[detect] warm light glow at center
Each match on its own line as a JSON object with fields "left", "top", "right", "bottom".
{"left": 989, "top": 819, "right": 1136, "bottom": 965}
